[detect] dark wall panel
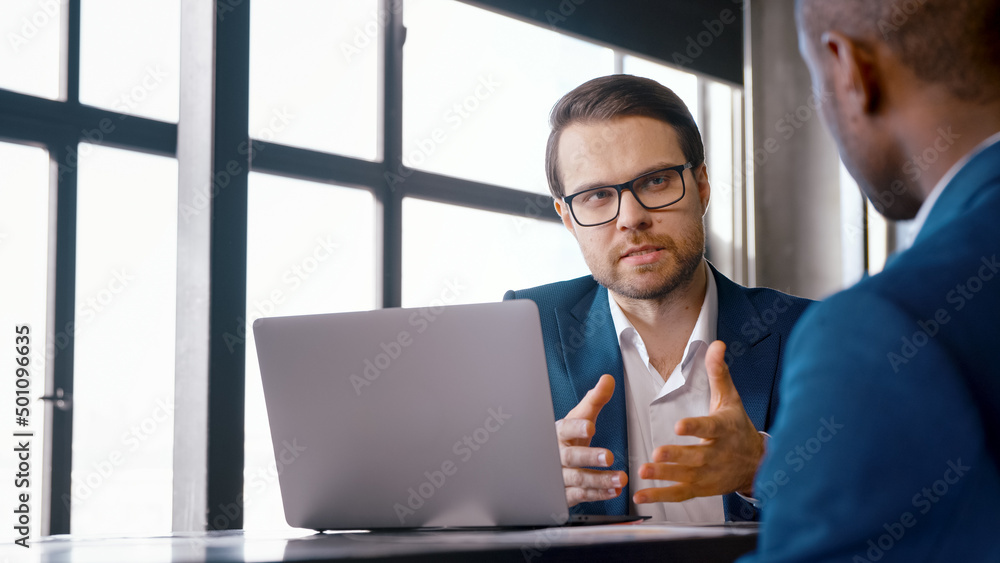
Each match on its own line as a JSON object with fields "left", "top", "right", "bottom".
{"left": 462, "top": 0, "right": 745, "bottom": 85}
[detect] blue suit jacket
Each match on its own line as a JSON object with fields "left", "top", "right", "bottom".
{"left": 744, "top": 141, "right": 1000, "bottom": 562}
{"left": 505, "top": 264, "right": 811, "bottom": 521}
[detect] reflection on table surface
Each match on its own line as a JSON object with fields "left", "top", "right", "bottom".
{"left": 2, "top": 522, "right": 758, "bottom": 563}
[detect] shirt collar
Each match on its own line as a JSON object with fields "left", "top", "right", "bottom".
{"left": 685, "top": 264, "right": 718, "bottom": 366}
{"left": 905, "top": 130, "right": 1000, "bottom": 248}
{"left": 607, "top": 261, "right": 718, "bottom": 375}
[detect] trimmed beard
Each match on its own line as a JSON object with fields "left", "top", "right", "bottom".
{"left": 588, "top": 228, "right": 706, "bottom": 301}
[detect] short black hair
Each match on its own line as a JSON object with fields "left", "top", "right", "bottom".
{"left": 797, "top": 0, "right": 1000, "bottom": 102}
{"left": 545, "top": 75, "right": 704, "bottom": 199}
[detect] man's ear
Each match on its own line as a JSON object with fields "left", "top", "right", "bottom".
{"left": 693, "top": 163, "right": 711, "bottom": 214}
{"left": 821, "top": 31, "right": 880, "bottom": 114}
{"left": 553, "top": 198, "right": 577, "bottom": 237}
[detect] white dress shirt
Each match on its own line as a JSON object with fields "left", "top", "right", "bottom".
{"left": 608, "top": 262, "right": 725, "bottom": 523}
{"left": 903, "top": 130, "right": 1000, "bottom": 248}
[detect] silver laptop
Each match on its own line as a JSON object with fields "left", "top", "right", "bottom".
{"left": 253, "top": 300, "right": 571, "bottom": 530}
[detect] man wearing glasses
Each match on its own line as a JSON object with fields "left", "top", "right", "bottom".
{"left": 505, "top": 75, "right": 810, "bottom": 522}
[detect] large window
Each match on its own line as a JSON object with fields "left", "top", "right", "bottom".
{"left": 0, "top": 142, "right": 50, "bottom": 540}
{"left": 73, "top": 145, "right": 178, "bottom": 535}
{"left": 240, "top": 3, "right": 746, "bottom": 531}
{"left": 0, "top": 0, "right": 766, "bottom": 535}
{"left": 243, "top": 173, "right": 377, "bottom": 531}
{"left": 80, "top": 0, "right": 181, "bottom": 122}
{"left": 403, "top": 0, "right": 613, "bottom": 193}
{"left": 401, "top": 199, "right": 590, "bottom": 307}
{"left": 0, "top": 1, "right": 63, "bottom": 99}
{"left": 249, "top": 0, "right": 379, "bottom": 160}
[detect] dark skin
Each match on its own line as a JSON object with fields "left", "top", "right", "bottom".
{"left": 798, "top": 26, "right": 1000, "bottom": 216}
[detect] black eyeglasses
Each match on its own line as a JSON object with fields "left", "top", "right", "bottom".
{"left": 562, "top": 162, "right": 693, "bottom": 227}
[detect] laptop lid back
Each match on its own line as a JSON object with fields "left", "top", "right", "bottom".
{"left": 253, "top": 300, "right": 569, "bottom": 529}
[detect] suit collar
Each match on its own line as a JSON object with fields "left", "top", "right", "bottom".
{"left": 549, "top": 267, "right": 782, "bottom": 515}
{"left": 552, "top": 265, "right": 780, "bottom": 432}
{"left": 554, "top": 282, "right": 630, "bottom": 515}
{"left": 555, "top": 283, "right": 623, "bottom": 406}
{"left": 711, "top": 264, "right": 766, "bottom": 346}
{"left": 711, "top": 264, "right": 780, "bottom": 431}
{"left": 916, "top": 136, "right": 1000, "bottom": 246}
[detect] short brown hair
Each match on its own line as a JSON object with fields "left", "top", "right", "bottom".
{"left": 797, "top": 0, "right": 1000, "bottom": 102}
{"left": 544, "top": 74, "right": 705, "bottom": 199}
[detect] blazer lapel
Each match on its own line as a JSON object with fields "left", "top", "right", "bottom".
{"left": 712, "top": 266, "right": 780, "bottom": 431}
{"left": 554, "top": 285, "right": 622, "bottom": 404}
{"left": 553, "top": 284, "right": 629, "bottom": 515}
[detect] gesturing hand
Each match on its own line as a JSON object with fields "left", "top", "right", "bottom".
{"left": 555, "top": 374, "right": 628, "bottom": 507}
{"left": 634, "top": 341, "right": 765, "bottom": 504}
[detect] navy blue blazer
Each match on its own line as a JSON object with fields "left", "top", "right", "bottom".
{"left": 744, "top": 140, "right": 1000, "bottom": 562}
{"left": 505, "top": 264, "right": 811, "bottom": 521}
